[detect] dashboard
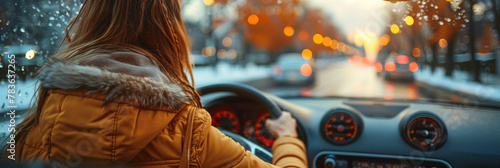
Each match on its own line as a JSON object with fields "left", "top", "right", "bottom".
{"left": 205, "top": 96, "right": 277, "bottom": 150}
{"left": 203, "top": 93, "right": 500, "bottom": 168}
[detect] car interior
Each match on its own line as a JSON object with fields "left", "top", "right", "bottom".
{"left": 2, "top": 0, "right": 500, "bottom": 168}
{"left": 198, "top": 83, "right": 500, "bottom": 168}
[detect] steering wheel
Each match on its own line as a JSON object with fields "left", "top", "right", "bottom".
{"left": 197, "top": 83, "right": 282, "bottom": 163}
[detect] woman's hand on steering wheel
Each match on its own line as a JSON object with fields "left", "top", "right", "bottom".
{"left": 265, "top": 112, "right": 298, "bottom": 138}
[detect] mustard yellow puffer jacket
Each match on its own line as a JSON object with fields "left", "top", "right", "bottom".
{"left": 7, "top": 52, "right": 307, "bottom": 167}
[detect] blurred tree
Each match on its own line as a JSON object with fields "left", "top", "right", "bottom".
{"left": 237, "top": 0, "right": 300, "bottom": 61}
{"left": 295, "top": 7, "right": 342, "bottom": 57}
{"left": 401, "top": 0, "right": 467, "bottom": 77}
{"left": 207, "top": 0, "right": 342, "bottom": 62}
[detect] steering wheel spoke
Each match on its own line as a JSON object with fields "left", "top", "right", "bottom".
{"left": 219, "top": 129, "right": 273, "bottom": 163}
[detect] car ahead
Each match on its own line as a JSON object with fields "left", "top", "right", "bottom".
{"left": 272, "top": 53, "right": 315, "bottom": 86}
{"left": 1, "top": 44, "right": 42, "bottom": 81}
{"left": 376, "top": 53, "right": 418, "bottom": 81}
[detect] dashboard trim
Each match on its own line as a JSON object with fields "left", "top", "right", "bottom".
{"left": 312, "top": 151, "right": 452, "bottom": 168}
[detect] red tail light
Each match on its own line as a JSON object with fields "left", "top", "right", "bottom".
{"left": 300, "top": 63, "right": 312, "bottom": 76}
{"left": 409, "top": 62, "right": 418, "bottom": 72}
{"left": 374, "top": 62, "right": 383, "bottom": 72}
{"left": 396, "top": 55, "right": 409, "bottom": 64}
{"left": 273, "top": 65, "right": 282, "bottom": 75}
{"left": 385, "top": 62, "right": 396, "bottom": 72}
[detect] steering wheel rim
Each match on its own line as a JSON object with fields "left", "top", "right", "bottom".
{"left": 197, "top": 82, "right": 282, "bottom": 119}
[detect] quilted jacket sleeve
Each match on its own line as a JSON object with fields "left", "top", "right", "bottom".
{"left": 196, "top": 108, "right": 307, "bottom": 168}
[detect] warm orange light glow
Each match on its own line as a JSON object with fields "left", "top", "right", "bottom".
{"left": 330, "top": 40, "right": 339, "bottom": 49}
{"left": 298, "top": 31, "right": 309, "bottom": 41}
{"left": 374, "top": 62, "right": 383, "bottom": 72}
{"left": 302, "top": 49, "right": 313, "bottom": 60}
{"left": 217, "top": 49, "right": 226, "bottom": 59}
{"left": 396, "top": 55, "right": 409, "bottom": 64}
{"left": 222, "top": 37, "right": 232, "bottom": 47}
{"left": 203, "top": 0, "right": 214, "bottom": 6}
{"left": 300, "top": 63, "right": 312, "bottom": 77}
{"left": 412, "top": 48, "right": 421, "bottom": 57}
{"left": 349, "top": 55, "right": 362, "bottom": 65}
{"left": 248, "top": 15, "right": 259, "bottom": 25}
{"left": 385, "top": 62, "right": 396, "bottom": 72}
{"left": 313, "top": 34, "right": 323, "bottom": 44}
{"left": 227, "top": 49, "right": 237, "bottom": 59}
{"left": 390, "top": 24, "right": 400, "bottom": 34}
{"left": 439, "top": 38, "right": 448, "bottom": 48}
{"left": 405, "top": 16, "right": 414, "bottom": 26}
{"left": 323, "top": 36, "right": 332, "bottom": 47}
{"left": 283, "top": 26, "right": 294, "bottom": 37}
{"left": 204, "top": 46, "right": 216, "bottom": 56}
{"left": 380, "top": 34, "right": 390, "bottom": 46}
{"left": 354, "top": 34, "right": 364, "bottom": 47}
{"left": 409, "top": 62, "right": 419, "bottom": 72}
{"left": 25, "top": 50, "right": 35, "bottom": 60}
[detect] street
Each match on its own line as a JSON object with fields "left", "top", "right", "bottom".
{"left": 263, "top": 61, "right": 467, "bottom": 103}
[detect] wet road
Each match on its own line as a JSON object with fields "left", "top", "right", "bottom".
{"left": 263, "top": 61, "right": 465, "bottom": 102}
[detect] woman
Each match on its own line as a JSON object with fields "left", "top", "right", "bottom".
{"left": 3, "top": 0, "right": 307, "bottom": 167}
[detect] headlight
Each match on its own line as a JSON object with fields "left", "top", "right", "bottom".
{"left": 26, "top": 49, "right": 35, "bottom": 60}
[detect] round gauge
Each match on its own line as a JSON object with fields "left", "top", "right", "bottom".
{"left": 400, "top": 112, "right": 447, "bottom": 151}
{"left": 212, "top": 110, "right": 240, "bottom": 133}
{"left": 321, "top": 109, "right": 363, "bottom": 145}
{"left": 254, "top": 112, "right": 275, "bottom": 148}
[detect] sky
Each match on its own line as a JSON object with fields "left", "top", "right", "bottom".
{"left": 183, "top": 0, "right": 395, "bottom": 37}
{"left": 307, "top": 0, "right": 392, "bottom": 37}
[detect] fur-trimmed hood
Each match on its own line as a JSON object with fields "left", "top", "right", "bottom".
{"left": 36, "top": 52, "right": 192, "bottom": 109}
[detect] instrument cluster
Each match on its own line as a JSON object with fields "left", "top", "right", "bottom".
{"left": 206, "top": 98, "right": 275, "bottom": 149}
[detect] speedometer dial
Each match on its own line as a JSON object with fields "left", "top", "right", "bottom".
{"left": 321, "top": 109, "right": 363, "bottom": 145}
{"left": 212, "top": 110, "right": 240, "bottom": 133}
{"left": 254, "top": 112, "right": 275, "bottom": 148}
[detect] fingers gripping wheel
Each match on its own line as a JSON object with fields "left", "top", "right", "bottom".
{"left": 197, "top": 83, "right": 282, "bottom": 119}
{"left": 198, "top": 83, "right": 281, "bottom": 162}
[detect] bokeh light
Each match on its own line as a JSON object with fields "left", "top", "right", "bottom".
{"left": 405, "top": 16, "right": 414, "bottom": 26}
{"left": 313, "top": 34, "right": 324, "bottom": 44}
{"left": 25, "top": 50, "right": 35, "bottom": 60}
{"left": 248, "top": 15, "right": 259, "bottom": 25}
{"left": 204, "top": 46, "right": 216, "bottom": 56}
{"left": 374, "top": 62, "right": 383, "bottom": 72}
{"left": 330, "top": 40, "right": 339, "bottom": 50}
{"left": 283, "top": 26, "right": 294, "bottom": 37}
{"left": 380, "top": 34, "right": 390, "bottom": 46}
{"left": 300, "top": 63, "right": 312, "bottom": 77}
{"left": 217, "top": 49, "right": 226, "bottom": 59}
{"left": 227, "top": 49, "right": 237, "bottom": 59}
{"left": 390, "top": 24, "right": 400, "bottom": 34}
{"left": 412, "top": 48, "right": 420, "bottom": 57}
{"left": 439, "top": 38, "right": 448, "bottom": 48}
{"left": 302, "top": 49, "right": 313, "bottom": 60}
{"left": 203, "top": 0, "right": 214, "bottom": 6}
{"left": 298, "top": 31, "right": 309, "bottom": 41}
{"left": 222, "top": 37, "right": 232, "bottom": 47}
{"left": 409, "top": 62, "right": 419, "bottom": 72}
{"left": 385, "top": 62, "right": 396, "bottom": 72}
{"left": 354, "top": 34, "right": 364, "bottom": 47}
{"left": 322, "top": 36, "right": 332, "bottom": 47}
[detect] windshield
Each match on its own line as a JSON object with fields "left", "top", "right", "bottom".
{"left": 1, "top": 0, "right": 499, "bottom": 108}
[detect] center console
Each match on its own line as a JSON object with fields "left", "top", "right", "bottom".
{"left": 314, "top": 151, "right": 451, "bottom": 168}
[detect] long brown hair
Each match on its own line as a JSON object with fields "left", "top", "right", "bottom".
{"left": 5, "top": 0, "right": 201, "bottom": 160}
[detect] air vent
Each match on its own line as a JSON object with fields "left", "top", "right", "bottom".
{"left": 400, "top": 112, "right": 447, "bottom": 151}
{"left": 321, "top": 109, "right": 363, "bottom": 145}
